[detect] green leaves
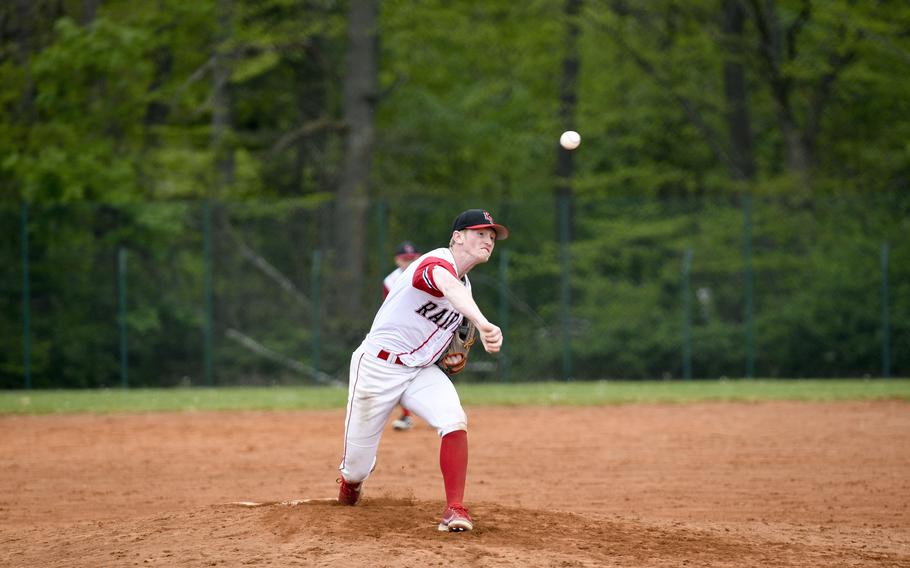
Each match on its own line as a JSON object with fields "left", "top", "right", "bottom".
{"left": 1, "top": 1, "right": 906, "bottom": 203}
{"left": 7, "top": 17, "right": 152, "bottom": 202}
{"left": 0, "top": 2, "right": 908, "bottom": 385}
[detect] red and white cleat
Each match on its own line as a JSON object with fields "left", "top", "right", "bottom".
{"left": 337, "top": 477, "right": 363, "bottom": 506}
{"left": 438, "top": 503, "right": 473, "bottom": 532}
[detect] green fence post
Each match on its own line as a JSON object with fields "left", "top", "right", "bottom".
{"left": 682, "top": 248, "right": 693, "bottom": 380}
{"left": 559, "top": 194, "right": 572, "bottom": 381}
{"left": 203, "top": 201, "right": 214, "bottom": 387}
{"left": 881, "top": 241, "right": 891, "bottom": 379}
{"left": 743, "top": 194, "right": 755, "bottom": 379}
{"left": 21, "top": 203, "right": 31, "bottom": 390}
{"left": 499, "top": 248, "right": 511, "bottom": 382}
{"left": 118, "top": 247, "right": 129, "bottom": 388}
{"left": 311, "top": 249, "right": 323, "bottom": 376}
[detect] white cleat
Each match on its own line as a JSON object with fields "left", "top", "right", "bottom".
{"left": 392, "top": 415, "right": 413, "bottom": 431}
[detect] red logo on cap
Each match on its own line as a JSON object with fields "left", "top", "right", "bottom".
{"left": 483, "top": 211, "right": 494, "bottom": 224}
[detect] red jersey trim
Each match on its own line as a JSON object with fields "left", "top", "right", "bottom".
{"left": 412, "top": 257, "right": 457, "bottom": 298}
{"left": 401, "top": 327, "right": 441, "bottom": 358}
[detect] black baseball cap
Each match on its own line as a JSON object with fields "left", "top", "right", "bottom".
{"left": 451, "top": 209, "right": 509, "bottom": 240}
{"left": 394, "top": 241, "right": 421, "bottom": 260}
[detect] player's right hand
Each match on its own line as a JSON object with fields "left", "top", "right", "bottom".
{"left": 478, "top": 322, "right": 502, "bottom": 353}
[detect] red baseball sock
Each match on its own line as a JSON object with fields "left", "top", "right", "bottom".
{"left": 401, "top": 407, "right": 411, "bottom": 418}
{"left": 439, "top": 430, "right": 468, "bottom": 507}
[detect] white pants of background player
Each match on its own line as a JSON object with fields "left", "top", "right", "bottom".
{"left": 338, "top": 340, "right": 467, "bottom": 483}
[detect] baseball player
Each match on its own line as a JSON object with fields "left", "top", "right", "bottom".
{"left": 337, "top": 209, "right": 509, "bottom": 532}
{"left": 384, "top": 241, "right": 422, "bottom": 431}
{"left": 383, "top": 240, "right": 421, "bottom": 299}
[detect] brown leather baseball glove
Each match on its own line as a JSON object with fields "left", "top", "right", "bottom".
{"left": 437, "top": 321, "right": 476, "bottom": 375}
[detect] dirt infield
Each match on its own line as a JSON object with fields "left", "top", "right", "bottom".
{"left": 1, "top": 401, "right": 908, "bottom": 567}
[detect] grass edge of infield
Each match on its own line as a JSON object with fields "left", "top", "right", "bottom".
{"left": 1, "top": 378, "right": 909, "bottom": 415}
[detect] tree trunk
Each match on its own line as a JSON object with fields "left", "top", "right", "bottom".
{"left": 748, "top": 0, "right": 811, "bottom": 176}
{"left": 211, "top": 0, "right": 234, "bottom": 195}
{"left": 137, "top": 2, "right": 173, "bottom": 197}
{"left": 722, "top": 0, "right": 756, "bottom": 182}
{"left": 11, "top": 0, "right": 36, "bottom": 124}
{"left": 82, "top": 0, "right": 99, "bottom": 25}
{"left": 291, "top": 40, "right": 327, "bottom": 195}
{"left": 334, "top": 0, "right": 378, "bottom": 320}
{"left": 555, "top": 0, "right": 582, "bottom": 241}
{"left": 142, "top": 46, "right": 172, "bottom": 141}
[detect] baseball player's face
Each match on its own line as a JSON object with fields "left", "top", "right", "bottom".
{"left": 463, "top": 228, "right": 496, "bottom": 262}
{"left": 395, "top": 257, "right": 416, "bottom": 269}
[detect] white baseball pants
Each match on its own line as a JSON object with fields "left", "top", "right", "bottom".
{"left": 338, "top": 341, "right": 468, "bottom": 484}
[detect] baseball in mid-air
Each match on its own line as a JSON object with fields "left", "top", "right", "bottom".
{"left": 560, "top": 130, "right": 581, "bottom": 150}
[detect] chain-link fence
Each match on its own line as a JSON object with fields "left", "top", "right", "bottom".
{"left": 2, "top": 194, "right": 907, "bottom": 388}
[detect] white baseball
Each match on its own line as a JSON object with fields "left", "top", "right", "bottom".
{"left": 560, "top": 130, "right": 581, "bottom": 150}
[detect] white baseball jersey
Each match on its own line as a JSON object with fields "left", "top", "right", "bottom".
{"left": 340, "top": 247, "right": 471, "bottom": 482}
{"left": 382, "top": 267, "right": 403, "bottom": 298}
{"left": 367, "top": 247, "right": 470, "bottom": 367}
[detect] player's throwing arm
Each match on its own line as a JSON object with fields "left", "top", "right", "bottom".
{"left": 432, "top": 267, "right": 502, "bottom": 354}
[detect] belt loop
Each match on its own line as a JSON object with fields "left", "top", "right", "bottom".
{"left": 377, "top": 349, "right": 404, "bottom": 365}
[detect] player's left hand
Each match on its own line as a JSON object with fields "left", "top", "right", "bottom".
{"left": 477, "top": 322, "right": 502, "bottom": 353}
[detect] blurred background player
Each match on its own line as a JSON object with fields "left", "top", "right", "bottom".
{"left": 384, "top": 241, "right": 421, "bottom": 431}
{"left": 383, "top": 241, "right": 421, "bottom": 298}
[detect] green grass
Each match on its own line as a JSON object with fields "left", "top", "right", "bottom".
{"left": 0, "top": 386, "right": 348, "bottom": 415}
{"left": 1, "top": 379, "right": 908, "bottom": 415}
{"left": 457, "top": 379, "right": 910, "bottom": 406}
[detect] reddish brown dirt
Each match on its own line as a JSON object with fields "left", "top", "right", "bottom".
{"left": 1, "top": 401, "right": 909, "bottom": 567}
